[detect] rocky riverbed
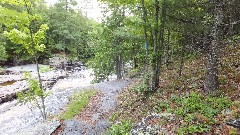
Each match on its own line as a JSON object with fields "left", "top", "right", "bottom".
{"left": 0, "top": 64, "right": 131, "bottom": 135}
{"left": 0, "top": 64, "right": 68, "bottom": 103}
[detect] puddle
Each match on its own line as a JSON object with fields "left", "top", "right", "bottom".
{"left": 0, "top": 81, "right": 17, "bottom": 87}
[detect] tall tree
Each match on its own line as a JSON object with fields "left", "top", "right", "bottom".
{"left": 204, "top": 0, "right": 224, "bottom": 92}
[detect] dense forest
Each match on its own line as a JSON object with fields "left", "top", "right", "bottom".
{"left": 0, "top": 0, "right": 240, "bottom": 134}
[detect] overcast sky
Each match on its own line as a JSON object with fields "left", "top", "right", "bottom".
{"left": 44, "top": 0, "right": 103, "bottom": 21}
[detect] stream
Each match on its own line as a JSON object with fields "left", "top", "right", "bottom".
{"left": 0, "top": 64, "right": 131, "bottom": 135}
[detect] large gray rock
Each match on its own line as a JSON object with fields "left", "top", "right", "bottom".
{"left": 0, "top": 66, "right": 67, "bottom": 103}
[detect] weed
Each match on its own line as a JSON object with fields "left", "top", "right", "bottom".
{"left": 110, "top": 113, "right": 118, "bottom": 122}
{"left": 133, "top": 73, "right": 151, "bottom": 94}
{"left": 106, "top": 120, "right": 132, "bottom": 135}
{"left": 156, "top": 100, "right": 170, "bottom": 112}
{"left": 156, "top": 92, "right": 231, "bottom": 134}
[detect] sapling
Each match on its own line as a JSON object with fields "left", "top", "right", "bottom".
{"left": 2, "top": 0, "right": 49, "bottom": 120}
{"left": 17, "top": 72, "right": 49, "bottom": 120}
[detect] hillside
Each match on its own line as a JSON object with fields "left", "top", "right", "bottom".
{"left": 108, "top": 44, "right": 240, "bottom": 134}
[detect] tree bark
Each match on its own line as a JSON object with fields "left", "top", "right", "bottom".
{"left": 151, "top": 0, "right": 160, "bottom": 90}
{"left": 179, "top": 42, "right": 185, "bottom": 77}
{"left": 141, "top": 0, "right": 149, "bottom": 70}
{"left": 116, "top": 54, "right": 122, "bottom": 79}
{"left": 204, "top": 0, "right": 224, "bottom": 92}
{"left": 154, "top": 0, "right": 166, "bottom": 90}
{"left": 165, "top": 29, "right": 170, "bottom": 67}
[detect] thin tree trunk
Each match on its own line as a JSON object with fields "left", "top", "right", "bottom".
{"left": 24, "top": 1, "right": 46, "bottom": 120}
{"left": 204, "top": 0, "right": 224, "bottom": 92}
{"left": 154, "top": 0, "right": 166, "bottom": 90}
{"left": 116, "top": 54, "right": 122, "bottom": 80}
{"left": 151, "top": 0, "right": 160, "bottom": 90}
{"left": 141, "top": 0, "right": 149, "bottom": 70}
{"left": 179, "top": 42, "right": 185, "bottom": 77}
{"left": 165, "top": 29, "right": 170, "bottom": 67}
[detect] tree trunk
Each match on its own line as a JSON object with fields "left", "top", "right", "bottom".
{"left": 204, "top": 0, "right": 224, "bottom": 92}
{"left": 141, "top": 0, "right": 149, "bottom": 70}
{"left": 154, "top": 0, "right": 166, "bottom": 90}
{"left": 165, "top": 29, "right": 170, "bottom": 67}
{"left": 179, "top": 42, "right": 185, "bottom": 77}
{"left": 25, "top": 2, "right": 47, "bottom": 120}
{"left": 151, "top": 0, "right": 160, "bottom": 90}
{"left": 116, "top": 54, "right": 122, "bottom": 79}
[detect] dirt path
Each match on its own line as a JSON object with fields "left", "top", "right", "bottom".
{"left": 58, "top": 79, "right": 132, "bottom": 135}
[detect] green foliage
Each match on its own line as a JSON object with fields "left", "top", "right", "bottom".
{"left": 109, "top": 113, "right": 118, "bottom": 122}
{"left": 0, "top": 66, "right": 4, "bottom": 73}
{"left": 0, "top": 0, "right": 49, "bottom": 56}
{"left": 17, "top": 72, "right": 49, "bottom": 119}
{"left": 157, "top": 92, "right": 231, "bottom": 134}
{"left": 106, "top": 120, "right": 132, "bottom": 135}
{"left": 219, "top": 75, "right": 228, "bottom": 85}
{"left": 133, "top": 72, "right": 151, "bottom": 94}
{"left": 43, "top": 0, "right": 93, "bottom": 61}
{"left": 60, "top": 89, "right": 96, "bottom": 120}
{"left": 127, "top": 68, "right": 140, "bottom": 78}
{"left": 156, "top": 100, "right": 170, "bottom": 112}
{"left": 39, "top": 65, "right": 54, "bottom": 73}
{"left": 17, "top": 72, "right": 45, "bottom": 103}
{"left": 0, "top": 41, "right": 7, "bottom": 61}
{"left": 3, "top": 24, "right": 48, "bottom": 55}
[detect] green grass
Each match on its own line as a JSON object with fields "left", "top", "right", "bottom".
{"left": 60, "top": 89, "right": 97, "bottom": 120}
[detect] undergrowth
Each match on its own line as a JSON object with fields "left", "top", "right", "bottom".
{"left": 106, "top": 120, "right": 132, "bottom": 135}
{"left": 112, "top": 45, "right": 240, "bottom": 134}
{"left": 157, "top": 92, "right": 232, "bottom": 134}
{"left": 60, "top": 89, "right": 96, "bottom": 120}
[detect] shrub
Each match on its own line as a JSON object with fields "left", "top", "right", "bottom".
{"left": 107, "top": 120, "right": 132, "bottom": 135}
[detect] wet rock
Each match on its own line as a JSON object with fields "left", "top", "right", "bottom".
{"left": 0, "top": 67, "right": 67, "bottom": 104}
{"left": 131, "top": 113, "right": 174, "bottom": 135}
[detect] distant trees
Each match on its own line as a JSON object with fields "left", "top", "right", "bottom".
{"left": 88, "top": 1, "right": 144, "bottom": 82}
{"left": 44, "top": 0, "right": 93, "bottom": 61}
{"left": 0, "top": 0, "right": 94, "bottom": 64}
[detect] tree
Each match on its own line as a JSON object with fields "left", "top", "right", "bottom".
{"left": 44, "top": 0, "right": 93, "bottom": 61}
{"left": 1, "top": 0, "right": 49, "bottom": 120}
{"left": 204, "top": 0, "right": 224, "bottom": 92}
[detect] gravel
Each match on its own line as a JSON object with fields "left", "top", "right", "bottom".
{"left": 59, "top": 79, "right": 132, "bottom": 135}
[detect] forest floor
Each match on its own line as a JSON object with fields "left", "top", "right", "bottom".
{"left": 109, "top": 44, "right": 240, "bottom": 134}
